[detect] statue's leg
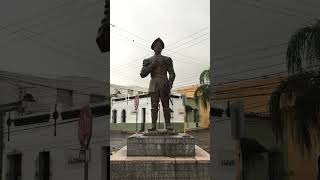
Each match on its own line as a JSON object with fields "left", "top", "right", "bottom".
{"left": 160, "top": 92, "right": 172, "bottom": 130}
{"left": 150, "top": 92, "right": 159, "bottom": 131}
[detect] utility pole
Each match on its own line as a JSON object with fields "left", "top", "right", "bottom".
{"left": 0, "top": 112, "right": 4, "bottom": 180}
{"left": 230, "top": 102, "right": 245, "bottom": 180}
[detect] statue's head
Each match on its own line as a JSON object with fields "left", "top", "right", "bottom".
{"left": 151, "top": 38, "right": 164, "bottom": 52}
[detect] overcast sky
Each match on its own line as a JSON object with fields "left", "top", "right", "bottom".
{"left": 1, "top": 0, "right": 319, "bottom": 87}
{"left": 0, "top": 0, "right": 108, "bottom": 82}
{"left": 212, "top": 0, "right": 320, "bottom": 84}
{"left": 110, "top": 0, "right": 210, "bottom": 88}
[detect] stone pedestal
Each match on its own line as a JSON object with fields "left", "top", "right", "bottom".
{"left": 111, "top": 132, "right": 210, "bottom": 180}
{"left": 127, "top": 133, "right": 195, "bottom": 156}
{"left": 111, "top": 146, "right": 210, "bottom": 180}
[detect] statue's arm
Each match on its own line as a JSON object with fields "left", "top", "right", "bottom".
{"left": 167, "top": 57, "right": 176, "bottom": 88}
{"left": 140, "top": 59, "right": 152, "bottom": 78}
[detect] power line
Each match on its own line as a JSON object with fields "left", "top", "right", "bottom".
{"left": 232, "top": 0, "right": 315, "bottom": 20}
{"left": 174, "top": 51, "right": 286, "bottom": 86}
{"left": 213, "top": 92, "right": 272, "bottom": 101}
{"left": 110, "top": 25, "right": 210, "bottom": 71}
{"left": 212, "top": 65, "right": 320, "bottom": 94}
{"left": 113, "top": 37, "right": 283, "bottom": 75}
{"left": 6, "top": 0, "right": 102, "bottom": 37}
{"left": 0, "top": 0, "right": 80, "bottom": 33}
{"left": 212, "top": 50, "right": 285, "bottom": 71}
{"left": 110, "top": 23, "right": 151, "bottom": 44}
{"left": 214, "top": 62, "right": 286, "bottom": 79}
{"left": 213, "top": 43, "right": 287, "bottom": 62}
{"left": 212, "top": 71, "right": 287, "bottom": 87}
{"left": 111, "top": 39, "right": 210, "bottom": 73}
{"left": 166, "top": 26, "right": 209, "bottom": 49}
{"left": 0, "top": 0, "right": 102, "bottom": 50}
{"left": 166, "top": 33, "right": 209, "bottom": 51}
{"left": 214, "top": 63, "right": 286, "bottom": 78}
{"left": 0, "top": 75, "right": 109, "bottom": 99}
{"left": 214, "top": 82, "right": 281, "bottom": 95}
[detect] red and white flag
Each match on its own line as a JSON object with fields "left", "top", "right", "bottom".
{"left": 79, "top": 105, "right": 92, "bottom": 148}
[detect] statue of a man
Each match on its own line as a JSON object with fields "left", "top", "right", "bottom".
{"left": 140, "top": 38, "right": 176, "bottom": 131}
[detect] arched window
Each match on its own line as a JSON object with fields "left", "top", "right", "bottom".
{"left": 121, "top": 109, "right": 126, "bottom": 123}
{"left": 112, "top": 110, "right": 117, "bottom": 123}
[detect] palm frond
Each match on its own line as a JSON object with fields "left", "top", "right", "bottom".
{"left": 194, "top": 84, "right": 210, "bottom": 110}
{"left": 287, "top": 19, "right": 320, "bottom": 74}
{"left": 269, "top": 72, "right": 320, "bottom": 154}
{"left": 199, "top": 69, "right": 210, "bottom": 85}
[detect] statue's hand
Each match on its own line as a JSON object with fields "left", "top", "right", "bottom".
{"left": 169, "top": 81, "right": 173, "bottom": 89}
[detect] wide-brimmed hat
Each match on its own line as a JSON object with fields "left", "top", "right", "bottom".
{"left": 151, "top": 37, "right": 165, "bottom": 50}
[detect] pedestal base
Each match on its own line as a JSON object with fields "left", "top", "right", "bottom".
{"left": 127, "top": 133, "right": 195, "bottom": 156}
{"left": 111, "top": 146, "right": 210, "bottom": 180}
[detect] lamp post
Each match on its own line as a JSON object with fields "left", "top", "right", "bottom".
{"left": 0, "top": 93, "right": 35, "bottom": 180}
{"left": 53, "top": 104, "right": 59, "bottom": 136}
{"left": 1, "top": 93, "right": 36, "bottom": 141}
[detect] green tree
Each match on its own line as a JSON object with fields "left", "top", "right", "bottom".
{"left": 269, "top": 19, "right": 320, "bottom": 153}
{"left": 194, "top": 69, "right": 210, "bottom": 110}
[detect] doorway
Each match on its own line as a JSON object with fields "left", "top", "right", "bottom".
{"left": 7, "top": 153, "right": 22, "bottom": 180}
{"left": 141, "top": 108, "right": 146, "bottom": 132}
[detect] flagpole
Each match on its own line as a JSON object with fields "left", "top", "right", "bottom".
{"left": 134, "top": 95, "right": 139, "bottom": 134}
{"left": 136, "top": 109, "right": 138, "bottom": 134}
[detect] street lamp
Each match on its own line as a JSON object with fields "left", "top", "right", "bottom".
{"left": 0, "top": 93, "right": 36, "bottom": 112}
{"left": 0, "top": 93, "right": 36, "bottom": 141}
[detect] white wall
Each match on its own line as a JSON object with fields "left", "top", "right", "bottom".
{"left": 111, "top": 96, "right": 185, "bottom": 124}
{"left": 212, "top": 116, "right": 237, "bottom": 180}
{"left": 2, "top": 114, "right": 109, "bottom": 180}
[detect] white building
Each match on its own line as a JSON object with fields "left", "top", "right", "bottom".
{"left": 110, "top": 93, "right": 186, "bottom": 132}
{"left": 110, "top": 84, "right": 148, "bottom": 98}
{"left": 0, "top": 71, "right": 109, "bottom": 180}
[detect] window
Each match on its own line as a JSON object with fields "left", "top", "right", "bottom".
{"left": 194, "top": 109, "right": 199, "bottom": 127}
{"left": 56, "top": 88, "right": 73, "bottom": 107}
{"left": 7, "top": 153, "right": 22, "bottom": 180}
{"left": 101, "top": 147, "right": 110, "bottom": 180}
{"left": 127, "top": 90, "right": 133, "bottom": 96}
{"left": 90, "top": 94, "right": 106, "bottom": 104}
{"left": 38, "top": 151, "right": 50, "bottom": 180}
{"left": 121, "top": 109, "right": 126, "bottom": 123}
{"left": 112, "top": 110, "right": 117, "bottom": 123}
{"left": 268, "top": 151, "right": 284, "bottom": 180}
{"left": 141, "top": 108, "right": 146, "bottom": 132}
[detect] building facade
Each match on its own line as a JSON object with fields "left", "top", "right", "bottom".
{"left": 110, "top": 94, "right": 185, "bottom": 132}
{"left": 176, "top": 85, "right": 210, "bottom": 129}
{"left": 0, "top": 71, "right": 109, "bottom": 180}
{"left": 212, "top": 74, "right": 320, "bottom": 180}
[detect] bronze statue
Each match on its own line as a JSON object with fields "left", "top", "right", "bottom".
{"left": 96, "top": 0, "right": 110, "bottom": 52}
{"left": 140, "top": 38, "right": 176, "bottom": 131}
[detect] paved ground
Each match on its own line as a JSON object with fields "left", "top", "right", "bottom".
{"left": 187, "top": 128, "right": 210, "bottom": 153}
{"left": 110, "top": 128, "right": 210, "bottom": 154}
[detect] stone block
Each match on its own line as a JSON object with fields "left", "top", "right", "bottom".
{"left": 111, "top": 146, "right": 210, "bottom": 180}
{"left": 127, "top": 133, "right": 195, "bottom": 156}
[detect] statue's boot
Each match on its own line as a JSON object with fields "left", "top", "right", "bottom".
{"left": 148, "top": 108, "right": 158, "bottom": 131}
{"left": 164, "top": 108, "right": 173, "bottom": 131}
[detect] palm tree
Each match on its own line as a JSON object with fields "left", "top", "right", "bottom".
{"left": 194, "top": 69, "right": 210, "bottom": 110}
{"left": 269, "top": 19, "right": 320, "bottom": 153}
